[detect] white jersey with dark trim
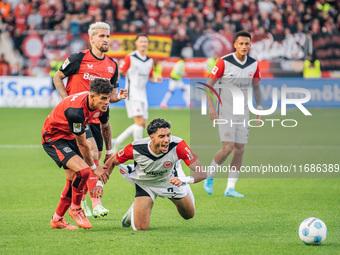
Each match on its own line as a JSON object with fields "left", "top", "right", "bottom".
{"left": 210, "top": 53, "right": 261, "bottom": 116}
{"left": 120, "top": 50, "right": 153, "bottom": 103}
{"left": 116, "top": 136, "right": 197, "bottom": 185}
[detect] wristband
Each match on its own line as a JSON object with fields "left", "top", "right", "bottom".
{"left": 96, "top": 180, "right": 104, "bottom": 188}
{"left": 106, "top": 149, "right": 113, "bottom": 155}
{"left": 179, "top": 176, "right": 195, "bottom": 185}
{"left": 117, "top": 93, "right": 121, "bottom": 100}
{"left": 257, "top": 105, "right": 263, "bottom": 110}
{"left": 90, "top": 164, "right": 96, "bottom": 170}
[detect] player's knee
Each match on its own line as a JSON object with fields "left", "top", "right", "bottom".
{"left": 234, "top": 145, "right": 245, "bottom": 155}
{"left": 183, "top": 210, "right": 195, "bottom": 220}
{"left": 222, "top": 144, "right": 234, "bottom": 156}
{"left": 135, "top": 223, "right": 149, "bottom": 230}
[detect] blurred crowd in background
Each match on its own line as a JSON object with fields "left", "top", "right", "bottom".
{"left": 0, "top": 0, "right": 339, "bottom": 76}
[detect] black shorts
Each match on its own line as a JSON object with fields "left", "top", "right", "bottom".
{"left": 43, "top": 139, "right": 81, "bottom": 169}
{"left": 135, "top": 184, "right": 151, "bottom": 198}
{"left": 85, "top": 123, "right": 103, "bottom": 152}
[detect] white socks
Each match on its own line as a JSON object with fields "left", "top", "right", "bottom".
{"left": 115, "top": 124, "right": 144, "bottom": 151}
{"left": 115, "top": 124, "right": 135, "bottom": 146}
{"left": 161, "top": 91, "right": 172, "bottom": 105}
{"left": 183, "top": 85, "right": 190, "bottom": 107}
{"left": 133, "top": 124, "right": 144, "bottom": 141}
{"left": 226, "top": 170, "right": 240, "bottom": 190}
{"left": 207, "top": 159, "right": 219, "bottom": 178}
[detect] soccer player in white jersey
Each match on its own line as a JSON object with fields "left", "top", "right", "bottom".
{"left": 203, "top": 31, "right": 262, "bottom": 197}
{"left": 92, "top": 118, "right": 206, "bottom": 230}
{"left": 112, "top": 34, "right": 162, "bottom": 152}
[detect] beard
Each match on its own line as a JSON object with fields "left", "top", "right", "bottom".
{"left": 99, "top": 45, "right": 109, "bottom": 52}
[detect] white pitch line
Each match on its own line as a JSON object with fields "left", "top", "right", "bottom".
{"left": 0, "top": 144, "right": 339, "bottom": 150}
{"left": 191, "top": 145, "right": 340, "bottom": 149}
{"left": 0, "top": 145, "right": 42, "bottom": 148}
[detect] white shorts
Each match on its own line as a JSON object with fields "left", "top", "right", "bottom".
{"left": 125, "top": 100, "right": 148, "bottom": 119}
{"left": 118, "top": 162, "right": 190, "bottom": 202}
{"left": 217, "top": 113, "right": 249, "bottom": 144}
{"left": 169, "top": 79, "right": 186, "bottom": 91}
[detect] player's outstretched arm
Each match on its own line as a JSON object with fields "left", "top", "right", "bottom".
{"left": 54, "top": 70, "right": 68, "bottom": 99}
{"left": 75, "top": 133, "right": 108, "bottom": 183}
{"left": 109, "top": 88, "right": 128, "bottom": 103}
{"left": 91, "top": 155, "right": 120, "bottom": 198}
{"left": 170, "top": 159, "right": 207, "bottom": 187}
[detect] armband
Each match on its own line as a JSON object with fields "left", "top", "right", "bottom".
{"left": 179, "top": 176, "right": 195, "bottom": 185}
{"left": 96, "top": 180, "right": 104, "bottom": 188}
{"left": 106, "top": 149, "right": 113, "bottom": 155}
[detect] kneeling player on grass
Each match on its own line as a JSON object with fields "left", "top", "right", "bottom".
{"left": 91, "top": 118, "right": 206, "bottom": 230}
{"left": 42, "top": 79, "right": 111, "bottom": 229}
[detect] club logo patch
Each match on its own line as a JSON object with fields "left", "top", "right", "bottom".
{"left": 163, "top": 161, "right": 173, "bottom": 168}
{"left": 63, "top": 147, "right": 72, "bottom": 153}
{"left": 248, "top": 71, "right": 253, "bottom": 78}
{"left": 62, "top": 58, "right": 70, "bottom": 70}
{"left": 120, "top": 169, "right": 125, "bottom": 175}
{"left": 73, "top": 123, "right": 82, "bottom": 133}
{"left": 94, "top": 112, "right": 100, "bottom": 118}
{"left": 108, "top": 66, "right": 113, "bottom": 73}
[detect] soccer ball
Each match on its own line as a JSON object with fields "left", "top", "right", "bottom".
{"left": 299, "top": 217, "right": 327, "bottom": 245}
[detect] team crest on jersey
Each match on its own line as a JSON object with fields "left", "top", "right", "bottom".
{"left": 248, "top": 71, "right": 253, "bottom": 78}
{"left": 163, "top": 161, "right": 173, "bottom": 168}
{"left": 73, "top": 123, "right": 82, "bottom": 133}
{"left": 62, "top": 58, "right": 70, "bottom": 70}
{"left": 108, "top": 66, "right": 114, "bottom": 73}
{"left": 63, "top": 147, "right": 72, "bottom": 153}
{"left": 93, "top": 112, "right": 100, "bottom": 118}
{"left": 120, "top": 169, "right": 126, "bottom": 175}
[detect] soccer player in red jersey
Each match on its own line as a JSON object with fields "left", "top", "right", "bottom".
{"left": 203, "top": 31, "right": 263, "bottom": 197}
{"left": 92, "top": 118, "right": 207, "bottom": 230}
{"left": 43, "top": 79, "right": 112, "bottom": 229}
{"left": 53, "top": 22, "right": 127, "bottom": 217}
{"left": 112, "top": 33, "right": 162, "bottom": 153}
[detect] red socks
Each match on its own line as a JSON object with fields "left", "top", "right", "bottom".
{"left": 54, "top": 179, "right": 72, "bottom": 219}
{"left": 71, "top": 167, "right": 91, "bottom": 208}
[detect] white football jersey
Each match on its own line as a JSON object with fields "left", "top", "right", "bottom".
{"left": 115, "top": 136, "right": 197, "bottom": 185}
{"left": 210, "top": 53, "right": 261, "bottom": 116}
{"left": 120, "top": 50, "right": 153, "bottom": 102}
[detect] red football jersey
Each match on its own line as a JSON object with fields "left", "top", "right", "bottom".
{"left": 42, "top": 92, "right": 109, "bottom": 144}
{"left": 60, "top": 49, "right": 118, "bottom": 124}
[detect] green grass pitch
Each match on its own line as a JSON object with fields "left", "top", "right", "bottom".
{"left": 0, "top": 107, "right": 339, "bottom": 254}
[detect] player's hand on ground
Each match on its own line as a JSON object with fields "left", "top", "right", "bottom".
{"left": 209, "top": 107, "right": 218, "bottom": 121}
{"left": 90, "top": 186, "right": 103, "bottom": 198}
{"left": 93, "top": 165, "right": 109, "bottom": 184}
{"left": 255, "top": 114, "right": 263, "bottom": 125}
{"left": 119, "top": 89, "right": 127, "bottom": 99}
{"left": 170, "top": 177, "right": 183, "bottom": 187}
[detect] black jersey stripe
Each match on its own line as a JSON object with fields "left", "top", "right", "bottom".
{"left": 222, "top": 54, "right": 256, "bottom": 69}
{"left": 133, "top": 142, "right": 178, "bottom": 161}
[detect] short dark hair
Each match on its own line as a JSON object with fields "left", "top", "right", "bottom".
{"left": 90, "top": 78, "right": 113, "bottom": 95}
{"left": 135, "top": 33, "right": 148, "bottom": 41}
{"left": 147, "top": 118, "right": 171, "bottom": 135}
{"left": 234, "top": 31, "right": 251, "bottom": 42}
